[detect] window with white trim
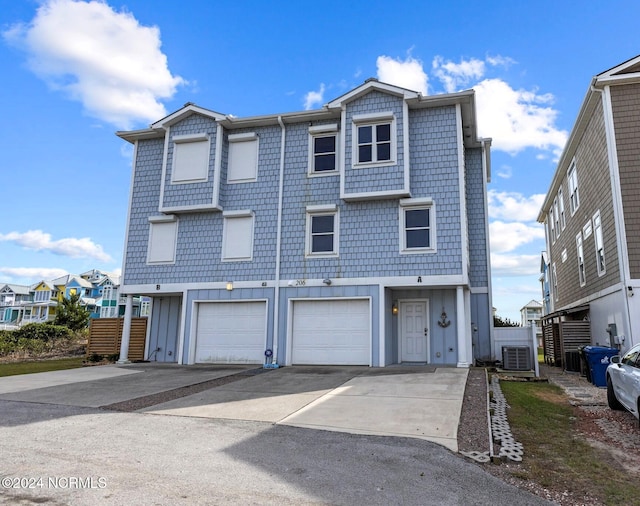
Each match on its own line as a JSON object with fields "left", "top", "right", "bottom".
{"left": 228, "top": 133, "right": 258, "bottom": 183}
{"left": 352, "top": 112, "right": 396, "bottom": 166}
{"left": 568, "top": 161, "right": 580, "bottom": 215}
{"left": 308, "top": 124, "right": 338, "bottom": 175}
{"left": 553, "top": 197, "right": 560, "bottom": 238}
{"left": 147, "top": 216, "right": 178, "bottom": 264}
{"left": 549, "top": 208, "right": 556, "bottom": 243}
{"left": 306, "top": 205, "right": 338, "bottom": 256}
{"left": 34, "top": 290, "right": 51, "bottom": 302}
{"left": 171, "top": 134, "right": 210, "bottom": 184}
{"left": 400, "top": 198, "right": 435, "bottom": 253}
{"left": 222, "top": 211, "right": 255, "bottom": 261}
{"left": 558, "top": 188, "right": 566, "bottom": 230}
{"left": 552, "top": 263, "right": 558, "bottom": 301}
{"left": 593, "top": 210, "right": 606, "bottom": 275}
{"left": 576, "top": 232, "right": 586, "bottom": 286}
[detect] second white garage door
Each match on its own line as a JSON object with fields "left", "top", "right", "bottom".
{"left": 195, "top": 301, "right": 266, "bottom": 364}
{"left": 291, "top": 299, "right": 370, "bottom": 365}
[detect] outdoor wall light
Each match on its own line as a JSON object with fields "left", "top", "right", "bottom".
{"left": 226, "top": 281, "right": 233, "bottom": 291}
{"left": 392, "top": 304, "right": 399, "bottom": 316}
{"left": 322, "top": 279, "right": 332, "bottom": 285}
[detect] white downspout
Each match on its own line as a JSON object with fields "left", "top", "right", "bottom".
{"left": 272, "top": 116, "right": 286, "bottom": 365}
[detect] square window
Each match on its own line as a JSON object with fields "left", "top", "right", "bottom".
{"left": 306, "top": 209, "right": 338, "bottom": 256}
{"left": 353, "top": 114, "right": 396, "bottom": 166}
{"left": 172, "top": 136, "right": 210, "bottom": 183}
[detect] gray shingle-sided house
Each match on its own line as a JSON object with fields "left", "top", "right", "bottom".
{"left": 116, "top": 79, "right": 493, "bottom": 367}
{"left": 538, "top": 55, "right": 640, "bottom": 353}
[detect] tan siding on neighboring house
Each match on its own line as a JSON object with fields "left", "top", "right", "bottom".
{"left": 611, "top": 83, "right": 640, "bottom": 279}
{"left": 549, "top": 97, "right": 620, "bottom": 308}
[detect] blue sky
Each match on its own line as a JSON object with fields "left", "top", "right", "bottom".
{"left": 0, "top": 0, "right": 638, "bottom": 321}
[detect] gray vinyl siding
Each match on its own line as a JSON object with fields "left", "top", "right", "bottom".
{"left": 611, "top": 83, "right": 640, "bottom": 279}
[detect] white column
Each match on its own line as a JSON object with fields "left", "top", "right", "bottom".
{"left": 117, "top": 294, "right": 133, "bottom": 364}
{"left": 456, "top": 286, "right": 470, "bottom": 367}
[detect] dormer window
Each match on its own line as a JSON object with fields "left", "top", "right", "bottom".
{"left": 352, "top": 112, "right": 396, "bottom": 167}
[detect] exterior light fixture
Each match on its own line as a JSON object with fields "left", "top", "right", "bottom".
{"left": 226, "top": 281, "right": 233, "bottom": 291}
{"left": 322, "top": 279, "right": 332, "bottom": 285}
{"left": 392, "top": 304, "right": 399, "bottom": 315}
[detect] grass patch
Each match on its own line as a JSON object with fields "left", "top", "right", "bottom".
{"left": 0, "top": 357, "right": 85, "bottom": 377}
{"left": 501, "top": 380, "right": 640, "bottom": 505}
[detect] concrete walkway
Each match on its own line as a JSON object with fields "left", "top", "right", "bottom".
{"left": 0, "top": 363, "right": 468, "bottom": 451}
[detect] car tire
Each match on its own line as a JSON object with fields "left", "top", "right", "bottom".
{"left": 607, "top": 376, "right": 623, "bottom": 411}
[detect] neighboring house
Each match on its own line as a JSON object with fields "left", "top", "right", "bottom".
{"left": 0, "top": 284, "right": 32, "bottom": 323}
{"left": 23, "top": 280, "right": 59, "bottom": 323}
{"left": 538, "top": 55, "right": 640, "bottom": 353}
{"left": 116, "top": 78, "right": 494, "bottom": 367}
{"left": 520, "top": 299, "right": 543, "bottom": 347}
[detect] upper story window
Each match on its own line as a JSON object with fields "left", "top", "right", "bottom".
{"left": 549, "top": 208, "right": 556, "bottom": 243}
{"left": 593, "top": 210, "right": 606, "bottom": 276}
{"left": 576, "top": 232, "right": 586, "bottom": 287}
{"left": 558, "top": 188, "right": 566, "bottom": 230}
{"left": 306, "top": 205, "right": 338, "bottom": 257}
{"left": 552, "top": 263, "right": 558, "bottom": 301}
{"left": 34, "top": 290, "right": 51, "bottom": 302}
{"left": 553, "top": 197, "right": 560, "bottom": 238}
{"left": 147, "top": 215, "right": 178, "bottom": 265}
{"left": 568, "top": 161, "right": 580, "bottom": 215}
{"left": 400, "top": 198, "right": 436, "bottom": 253}
{"left": 222, "top": 210, "right": 255, "bottom": 261}
{"left": 352, "top": 112, "right": 396, "bottom": 167}
{"left": 228, "top": 132, "right": 258, "bottom": 183}
{"left": 171, "top": 133, "right": 210, "bottom": 184}
{"left": 308, "top": 124, "right": 338, "bottom": 175}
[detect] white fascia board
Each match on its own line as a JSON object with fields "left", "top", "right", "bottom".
{"left": 152, "top": 104, "right": 225, "bottom": 129}
{"left": 327, "top": 80, "right": 419, "bottom": 108}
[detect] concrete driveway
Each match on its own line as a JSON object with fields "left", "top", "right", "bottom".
{"left": 0, "top": 363, "right": 467, "bottom": 451}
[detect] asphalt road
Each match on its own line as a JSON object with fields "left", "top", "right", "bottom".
{"left": 0, "top": 399, "right": 552, "bottom": 506}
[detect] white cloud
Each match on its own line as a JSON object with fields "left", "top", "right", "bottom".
{"left": 489, "top": 221, "right": 545, "bottom": 254}
{"left": 488, "top": 190, "right": 546, "bottom": 222}
{"left": 473, "top": 79, "right": 568, "bottom": 155}
{"left": 0, "top": 267, "right": 69, "bottom": 283}
{"left": 496, "top": 165, "right": 512, "bottom": 179}
{"left": 3, "top": 0, "right": 184, "bottom": 128}
{"left": 0, "top": 230, "right": 112, "bottom": 262}
{"left": 432, "top": 56, "right": 485, "bottom": 93}
{"left": 303, "top": 83, "right": 325, "bottom": 110}
{"left": 491, "top": 253, "right": 541, "bottom": 276}
{"left": 430, "top": 55, "right": 568, "bottom": 156}
{"left": 376, "top": 54, "right": 428, "bottom": 94}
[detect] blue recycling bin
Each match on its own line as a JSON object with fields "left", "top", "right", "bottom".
{"left": 583, "top": 346, "right": 619, "bottom": 387}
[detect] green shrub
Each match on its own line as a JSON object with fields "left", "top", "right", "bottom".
{"left": 14, "top": 323, "right": 71, "bottom": 342}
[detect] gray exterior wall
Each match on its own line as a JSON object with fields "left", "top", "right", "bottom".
{"left": 548, "top": 97, "right": 620, "bottom": 309}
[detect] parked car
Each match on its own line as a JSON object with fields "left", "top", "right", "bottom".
{"left": 606, "top": 343, "right": 640, "bottom": 425}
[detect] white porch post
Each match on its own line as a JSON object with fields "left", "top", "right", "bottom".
{"left": 117, "top": 295, "right": 133, "bottom": 364}
{"left": 456, "top": 286, "right": 470, "bottom": 367}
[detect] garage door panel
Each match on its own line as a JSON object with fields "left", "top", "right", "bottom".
{"left": 196, "top": 302, "right": 265, "bottom": 364}
{"left": 292, "top": 299, "right": 370, "bottom": 365}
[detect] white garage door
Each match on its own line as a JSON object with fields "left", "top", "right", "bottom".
{"left": 195, "top": 301, "right": 266, "bottom": 364}
{"left": 292, "top": 299, "right": 370, "bottom": 365}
